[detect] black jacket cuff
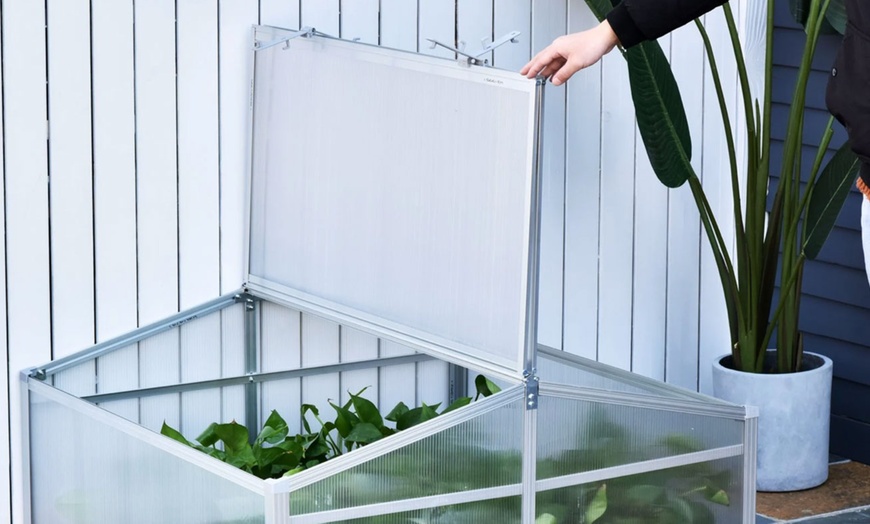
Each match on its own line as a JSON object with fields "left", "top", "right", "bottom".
{"left": 606, "top": 3, "right": 645, "bottom": 49}
{"left": 861, "top": 162, "right": 870, "bottom": 188}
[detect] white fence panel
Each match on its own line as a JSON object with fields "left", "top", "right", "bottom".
{"left": 533, "top": 2, "right": 568, "bottom": 353}
{"left": 47, "top": 0, "right": 96, "bottom": 360}
{"left": 1, "top": 2, "right": 751, "bottom": 520}
{"left": 4, "top": 3, "right": 51, "bottom": 522}
{"left": 666, "top": 21, "right": 706, "bottom": 390}
{"left": 178, "top": 0, "right": 221, "bottom": 309}
{"left": 564, "top": 1, "right": 602, "bottom": 362}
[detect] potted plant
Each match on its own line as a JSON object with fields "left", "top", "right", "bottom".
{"left": 582, "top": 0, "right": 860, "bottom": 491}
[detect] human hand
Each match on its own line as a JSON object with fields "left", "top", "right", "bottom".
{"left": 520, "top": 21, "right": 620, "bottom": 86}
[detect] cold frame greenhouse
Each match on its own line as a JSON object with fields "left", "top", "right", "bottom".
{"left": 22, "top": 26, "right": 757, "bottom": 523}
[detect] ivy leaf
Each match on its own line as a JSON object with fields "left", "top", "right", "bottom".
{"left": 385, "top": 401, "right": 410, "bottom": 422}
{"left": 585, "top": 484, "right": 607, "bottom": 523}
{"left": 474, "top": 375, "right": 501, "bottom": 400}
{"left": 534, "top": 514, "right": 557, "bottom": 524}
{"left": 330, "top": 401, "right": 360, "bottom": 438}
{"left": 441, "top": 396, "right": 472, "bottom": 415}
{"left": 350, "top": 391, "right": 383, "bottom": 428}
{"left": 257, "top": 410, "right": 289, "bottom": 445}
{"left": 625, "top": 484, "right": 666, "bottom": 506}
{"left": 214, "top": 422, "right": 251, "bottom": 454}
{"left": 160, "top": 422, "right": 192, "bottom": 447}
{"left": 196, "top": 422, "right": 220, "bottom": 447}
{"left": 705, "top": 486, "right": 731, "bottom": 506}
{"left": 396, "top": 402, "right": 441, "bottom": 430}
{"left": 300, "top": 404, "right": 319, "bottom": 434}
{"left": 345, "top": 422, "right": 384, "bottom": 445}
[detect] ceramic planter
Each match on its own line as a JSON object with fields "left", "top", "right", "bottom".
{"left": 712, "top": 351, "right": 832, "bottom": 492}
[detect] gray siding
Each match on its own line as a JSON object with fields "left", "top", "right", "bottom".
{"left": 772, "top": 0, "right": 870, "bottom": 463}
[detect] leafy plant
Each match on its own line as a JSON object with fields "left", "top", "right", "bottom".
{"left": 161, "top": 375, "right": 501, "bottom": 479}
{"left": 584, "top": 0, "right": 859, "bottom": 373}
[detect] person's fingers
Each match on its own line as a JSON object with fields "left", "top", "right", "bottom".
{"left": 551, "top": 59, "right": 583, "bottom": 86}
{"left": 522, "top": 47, "right": 562, "bottom": 79}
{"left": 538, "top": 59, "right": 565, "bottom": 81}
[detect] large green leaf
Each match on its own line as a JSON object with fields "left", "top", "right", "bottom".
{"left": 790, "top": 0, "right": 846, "bottom": 34}
{"left": 825, "top": 0, "right": 847, "bottom": 35}
{"left": 625, "top": 41, "right": 694, "bottom": 187}
{"left": 804, "top": 141, "right": 861, "bottom": 259}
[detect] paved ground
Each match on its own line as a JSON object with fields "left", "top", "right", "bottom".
{"left": 757, "top": 508, "right": 870, "bottom": 523}
{"left": 755, "top": 460, "right": 870, "bottom": 523}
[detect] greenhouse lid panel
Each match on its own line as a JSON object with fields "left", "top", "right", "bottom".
{"left": 245, "top": 26, "right": 543, "bottom": 378}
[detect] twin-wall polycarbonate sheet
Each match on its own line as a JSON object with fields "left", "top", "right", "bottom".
{"left": 248, "top": 28, "right": 540, "bottom": 376}
{"left": 28, "top": 385, "right": 264, "bottom": 523}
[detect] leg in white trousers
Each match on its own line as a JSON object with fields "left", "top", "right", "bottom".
{"left": 863, "top": 198, "right": 870, "bottom": 288}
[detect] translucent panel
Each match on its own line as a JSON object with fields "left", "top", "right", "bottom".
{"left": 536, "top": 457, "right": 744, "bottom": 524}
{"left": 248, "top": 28, "right": 540, "bottom": 375}
{"left": 536, "top": 393, "right": 743, "bottom": 480}
{"left": 335, "top": 496, "right": 521, "bottom": 524}
{"left": 28, "top": 388, "right": 265, "bottom": 523}
{"left": 289, "top": 397, "right": 524, "bottom": 518}
{"left": 538, "top": 350, "right": 726, "bottom": 402}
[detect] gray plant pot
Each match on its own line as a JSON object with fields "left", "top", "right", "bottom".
{"left": 712, "top": 351, "right": 833, "bottom": 492}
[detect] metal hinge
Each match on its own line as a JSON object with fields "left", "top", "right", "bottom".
{"left": 426, "top": 30, "right": 521, "bottom": 67}
{"left": 524, "top": 372, "right": 539, "bottom": 410}
{"left": 253, "top": 26, "right": 315, "bottom": 52}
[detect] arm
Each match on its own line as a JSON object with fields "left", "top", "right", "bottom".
{"left": 521, "top": 0, "right": 728, "bottom": 85}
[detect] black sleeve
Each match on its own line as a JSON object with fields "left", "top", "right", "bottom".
{"left": 606, "top": 0, "right": 729, "bottom": 49}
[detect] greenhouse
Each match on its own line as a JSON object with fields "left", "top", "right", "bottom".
{"left": 22, "top": 26, "right": 757, "bottom": 523}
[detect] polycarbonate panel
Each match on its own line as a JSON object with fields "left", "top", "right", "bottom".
{"left": 28, "top": 388, "right": 265, "bottom": 523}
{"left": 536, "top": 456, "right": 744, "bottom": 524}
{"left": 538, "top": 350, "right": 718, "bottom": 401}
{"left": 289, "top": 397, "right": 524, "bottom": 518}
{"left": 338, "top": 496, "right": 521, "bottom": 523}
{"left": 248, "top": 28, "right": 540, "bottom": 375}
{"left": 536, "top": 394, "right": 742, "bottom": 480}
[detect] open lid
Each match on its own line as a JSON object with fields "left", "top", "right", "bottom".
{"left": 246, "top": 26, "right": 543, "bottom": 380}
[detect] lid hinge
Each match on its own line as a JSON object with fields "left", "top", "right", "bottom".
{"left": 426, "top": 30, "right": 521, "bottom": 67}
{"left": 254, "top": 26, "right": 316, "bottom": 52}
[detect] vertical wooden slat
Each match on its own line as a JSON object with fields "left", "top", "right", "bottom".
{"left": 493, "top": 0, "right": 531, "bottom": 70}
{"left": 666, "top": 22, "right": 705, "bottom": 389}
{"left": 596, "top": 42, "right": 634, "bottom": 371}
{"left": 221, "top": 303, "right": 247, "bottom": 425}
{"left": 380, "top": 0, "right": 417, "bottom": 51}
{"left": 301, "top": 0, "right": 339, "bottom": 36}
{"left": 93, "top": 0, "right": 138, "bottom": 343}
{"left": 260, "top": 0, "right": 301, "bottom": 29}
{"left": 419, "top": 0, "right": 454, "bottom": 58}
{"left": 47, "top": 0, "right": 96, "bottom": 360}
{"left": 698, "top": 9, "right": 738, "bottom": 393}
{"left": 631, "top": 34, "right": 671, "bottom": 380}
{"left": 178, "top": 0, "right": 220, "bottom": 310}
{"left": 180, "top": 315, "right": 222, "bottom": 438}
{"left": 96, "top": 344, "right": 140, "bottom": 422}
{"left": 139, "top": 329, "right": 181, "bottom": 432}
{"left": 532, "top": 1, "right": 567, "bottom": 353}
{"left": 379, "top": 341, "right": 417, "bottom": 412}
{"left": 457, "top": 0, "right": 493, "bottom": 64}
{"left": 340, "top": 0, "right": 379, "bottom": 43}
{"left": 563, "top": 2, "right": 601, "bottom": 360}
{"left": 260, "top": 302, "right": 302, "bottom": 434}
{"left": 301, "top": 314, "right": 340, "bottom": 423}
{"left": 3, "top": 2, "right": 50, "bottom": 521}
{"left": 0, "top": 10, "right": 10, "bottom": 521}
{"left": 135, "top": 0, "right": 179, "bottom": 325}
{"left": 339, "top": 327, "right": 378, "bottom": 407}
{"left": 219, "top": 0, "right": 258, "bottom": 294}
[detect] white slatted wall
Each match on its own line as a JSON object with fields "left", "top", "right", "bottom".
{"left": 0, "top": 1, "right": 750, "bottom": 520}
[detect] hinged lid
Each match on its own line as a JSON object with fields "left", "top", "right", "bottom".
{"left": 245, "top": 25, "right": 543, "bottom": 380}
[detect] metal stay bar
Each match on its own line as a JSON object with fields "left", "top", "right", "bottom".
{"left": 81, "top": 353, "right": 435, "bottom": 404}
{"left": 31, "top": 292, "right": 245, "bottom": 379}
